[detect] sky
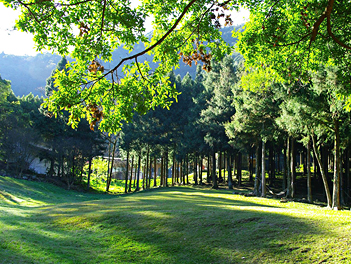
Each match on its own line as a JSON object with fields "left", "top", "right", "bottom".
{"left": 0, "top": 4, "right": 249, "bottom": 56}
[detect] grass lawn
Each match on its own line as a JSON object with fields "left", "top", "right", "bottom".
{"left": 0, "top": 175, "right": 351, "bottom": 263}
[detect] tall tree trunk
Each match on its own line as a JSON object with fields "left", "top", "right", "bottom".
{"left": 228, "top": 153, "right": 233, "bottom": 189}
{"left": 135, "top": 155, "right": 141, "bottom": 191}
{"left": 200, "top": 156, "right": 203, "bottom": 184}
{"left": 106, "top": 137, "right": 118, "bottom": 193}
{"left": 160, "top": 155, "right": 164, "bottom": 186}
{"left": 290, "top": 138, "right": 296, "bottom": 198}
{"left": 146, "top": 147, "right": 150, "bottom": 189}
{"left": 307, "top": 138, "right": 312, "bottom": 203}
{"left": 311, "top": 133, "right": 332, "bottom": 208}
{"left": 129, "top": 155, "right": 134, "bottom": 192}
{"left": 194, "top": 156, "right": 198, "bottom": 185}
{"left": 261, "top": 140, "right": 266, "bottom": 197}
{"left": 212, "top": 150, "right": 218, "bottom": 189}
{"left": 186, "top": 154, "right": 189, "bottom": 184}
{"left": 283, "top": 145, "right": 287, "bottom": 190}
{"left": 207, "top": 153, "right": 211, "bottom": 183}
{"left": 172, "top": 152, "right": 175, "bottom": 186}
{"left": 165, "top": 151, "right": 169, "bottom": 187}
{"left": 153, "top": 156, "right": 157, "bottom": 187}
{"left": 254, "top": 143, "right": 260, "bottom": 196}
{"left": 237, "top": 152, "right": 242, "bottom": 186}
{"left": 87, "top": 156, "right": 92, "bottom": 191}
{"left": 124, "top": 151, "right": 129, "bottom": 193}
{"left": 286, "top": 137, "right": 292, "bottom": 197}
{"left": 218, "top": 152, "right": 222, "bottom": 183}
{"left": 332, "top": 119, "right": 341, "bottom": 210}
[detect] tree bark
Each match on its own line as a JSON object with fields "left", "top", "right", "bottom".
{"left": 124, "top": 151, "right": 129, "bottom": 193}
{"left": 286, "top": 137, "right": 292, "bottom": 197}
{"left": 261, "top": 140, "right": 266, "bottom": 197}
{"left": 129, "top": 155, "right": 134, "bottom": 192}
{"left": 332, "top": 119, "right": 341, "bottom": 210}
{"left": 212, "top": 150, "right": 218, "bottom": 189}
{"left": 87, "top": 156, "right": 92, "bottom": 191}
{"left": 290, "top": 138, "right": 296, "bottom": 198}
{"left": 228, "top": 153, "right": 233, "bottom": 189}
{"left": 135, "top": 155, "right": 141, "bottom": 191}
{"left": 307, "top": 138, "right": 312, "bottom": 203}
{"left": 311, "top": 133, "right": 332, "bottom": 208}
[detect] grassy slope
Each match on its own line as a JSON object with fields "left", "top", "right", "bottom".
{"left": 0, "top": 176, "right": 350, "bottom": 264}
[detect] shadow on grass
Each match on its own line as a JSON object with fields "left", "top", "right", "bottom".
{"left": 0, "top": 185, "right": 349, "bottom": 264}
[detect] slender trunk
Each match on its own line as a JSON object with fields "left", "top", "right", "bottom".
{"left": 87, "top": 156, "right": 92, "bottom": 191}
{"left": 200, "top": 156, "right": 203, "bottom": 184}
{"left": 207, "top": 153, "right": 211, "bottom": 183}
{"left": 129, "top": 155, "right": 134, "bottom": 192}
{"left": 186, "top": 154, "right": 189, "bottom": 185}
{"left": 283, "top": 146, "right": 287, "bottom": 190}
{"left": 287, "top": 137, "right": 292, "bottom": 197}
{"left": 194, "top": 156, "right": 198, "bottom": 185}
{"left": 237, "top": 153, "right": 242, "bottom": 186}
{"left": 146, "top": 147, "right": 150, "bottom": 189}
{"left": 165, "top": 151, "right": 169, "bottom": 187}
{"left": 160, "top": 155, "right": 164, "bottom": 186}
{"left": 307, "top": 138, "right": 312, "bottom": 203}
{"left": 153, "top": 157, "right": 157, "bottom": 187}
{"left": 124, "top": 151, "right": 130, "bottom": 193}
{"left": 228, "top": 154, "right": 233, "bottom": 189}
{"left": 135, "top": 155, "right": 141, "bottom": 191}
{"left": 311, "top": 133, "right": 332, "bottom": 208}
{"left": 172, "top": 152, "right": 175, "bottom": 186}
{"left": 290, "top": 138, "right": 295, "bottom": 198}
{"left": 262, "top": 140, "right": 266, "bottom": 197}
{"left": 254, "top": 143, "right": 260, "bottom": 196}
{"left": 212, "top": 150, "right": 218, "bottom": 189}
{"left": 219, "top": 152, "right": 222, "bottom": 183}
{"left": 332, "top": 119, "right": 341, "bottom": 210}
{"left": 142, "top": 164, "right": 146, "bottom": 190}
{"left": 106, "top": 138, "right": 118, "bottom": 192}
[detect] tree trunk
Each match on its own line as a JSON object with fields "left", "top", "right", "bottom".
{"left": 290, "top": 138, "right": 296, "bottom": 198}
{"left": 146, "top": 147, "right": 150, "bottom": 189}
{"left": 106, "top": 138, "right": 118, "bottom": 193}
{"left": 200, "top": 156, "right": 203, "bottom": 184}
{"left": 332, "top": 119, "right": 341, "bottom": 210}
{"left": 153, "top": 156, "right": 157, "bottom": 187}
{"left": 124, "top": 151, "right": 130, "bottom": 193}
{"left": 135, "top": 155, "right": 141, "bottom": 191}
{"left": 283, "top": 145, "right": 287, "bottom": 190}
{"left": 212, "top": 150, "right": 218, "bottom": 189}
{"left": 286, "top": 137, "right": 292, "bottom": 197}
{"left": 254, "top": 143, "right": 260, "bottom": 196}
{"left": 194, "top": 156, "right": 198, "bottom": 185}
{"left": 311, "top": 133, "right": 332, "bottom": 208}
{"left": 237, "top": 152, "right": 242, "bottom": 186}
{"left": 207, "top": 153, "right": 211, "bottom": 183}
{"left": 129, "top": 155, "right": 134, "bottom": 192}
{"left": 228, "top": 154, "right": 233, "bottom": 189}
{"left": 261, "top": 140, "right": 266, "bottom": 197}
{"left": 307, "top": 138, "right": 312, "bottom": 203}
{"left": 218, "top": 152, "right": 222, "bottom": 183}
{"left": 87, "top": 156, "right": 92, "bottom": 191}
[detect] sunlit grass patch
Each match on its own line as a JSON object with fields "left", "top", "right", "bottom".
{"left": 0, "top": 176, "right": 351, "bottom": 263}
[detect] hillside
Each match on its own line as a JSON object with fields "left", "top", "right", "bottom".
{"left": 1, "top": 175, "right": 351, "bottom": 263}
{"left": 0, "top": 25, "right": 243, "bottom": 96}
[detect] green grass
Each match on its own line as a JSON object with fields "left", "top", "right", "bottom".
{"left": 1, "top": 175, "right": 351, "bottom": 263}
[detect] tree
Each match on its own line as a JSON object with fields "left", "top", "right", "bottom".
{"left": 236, "top": 0, "right": 351, "bottom": 91}
{"left": 45, "top": 56, "right": 68, "bottom": 97}
{"left": 3, "top": 0, "right": 233, "bottom": 134}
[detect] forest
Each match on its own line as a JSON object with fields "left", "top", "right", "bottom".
{"left": 1, "top": 0, "right": 351, "bottom": 262}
